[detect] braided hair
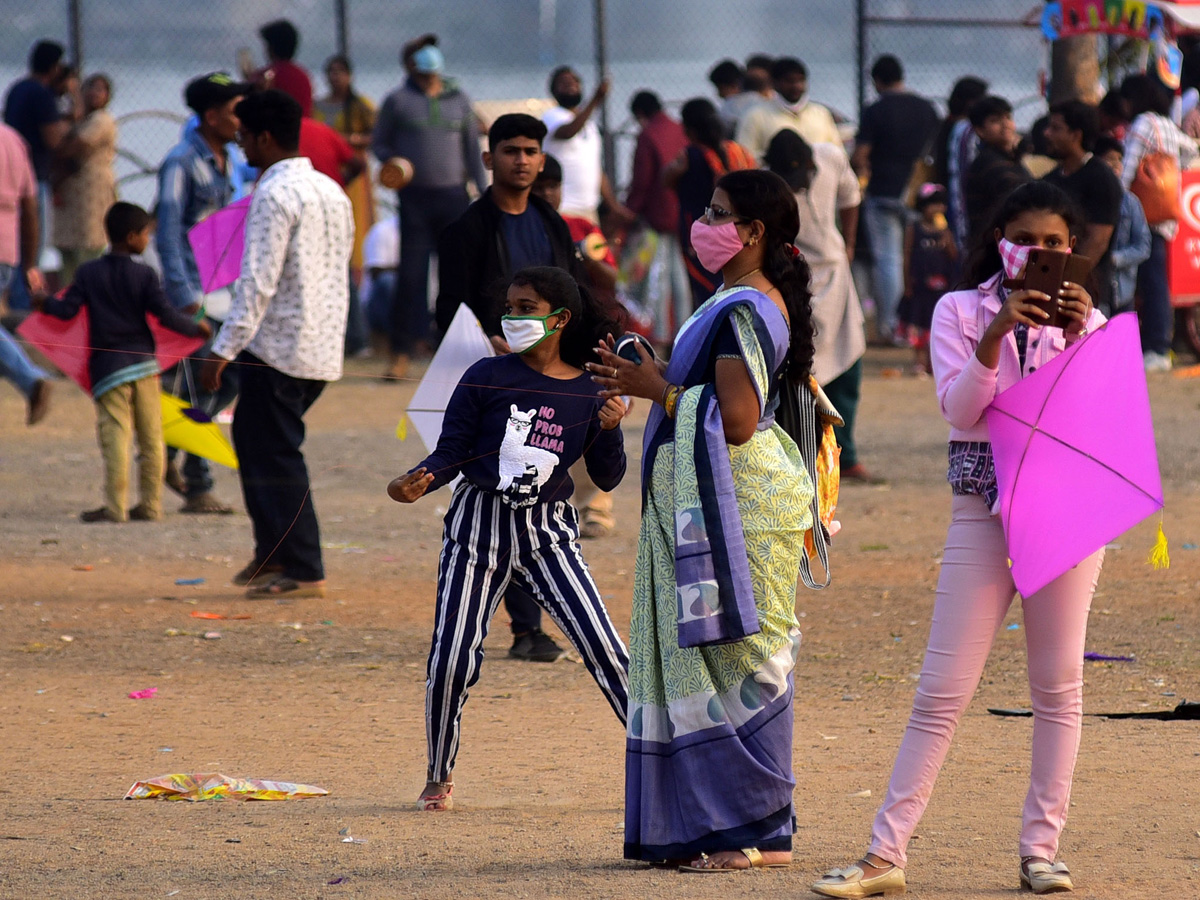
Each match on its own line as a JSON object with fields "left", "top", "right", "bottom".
{"left": 716, "top": 169, "right": 815, "bottom": 384}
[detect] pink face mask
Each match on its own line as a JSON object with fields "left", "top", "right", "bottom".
{"left": 690, "top": 218, "right": 745, "bottom": 273}
{"left": 998, "top": 237, "right": 1070, "bottom": 280}
{"left": 998, "top": 238, "right": 1032, "bottom": 280}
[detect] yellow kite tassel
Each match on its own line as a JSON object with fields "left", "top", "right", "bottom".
{"left": 395, "top": 415, "right": 408, "bottom": 441}
{"left": 1148, "top": 521, "right": 1170, "bottom": 570}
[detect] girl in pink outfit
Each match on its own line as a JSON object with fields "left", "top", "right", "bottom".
{"left": 813, "top": 181, "right": 1106, "bottom": 898}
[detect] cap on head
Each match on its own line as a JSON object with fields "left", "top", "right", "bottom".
{"left": 185, "top": 72, "right": 251, "bottom": 115}
{"left": 412, "top": 45, "right": 444, "bottom": 74}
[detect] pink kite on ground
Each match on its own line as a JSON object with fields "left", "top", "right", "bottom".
{"left": 985, "top": 313, "right": 1164, "bottom": 597}
{"left": 187, "top": 195, "right": 252, "bottom": 293}
{"left": 16, "top": 307, "right": 205, "bottom": 394}
{"left": 125, "top": 772, "right": 328, "bottom": 801}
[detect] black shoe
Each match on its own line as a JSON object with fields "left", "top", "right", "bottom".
{"left": 80, "top": 507, "right": 120, "bottom": 523}
{"left": 508, "top": 629, "right": 564, "bottom": 662}
{"left": 26, "top": 378, "right": 51, "bottom": 426}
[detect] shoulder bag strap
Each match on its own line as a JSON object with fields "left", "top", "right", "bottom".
{"left": 794, "top": 378, "right": 832, "bottom": 590}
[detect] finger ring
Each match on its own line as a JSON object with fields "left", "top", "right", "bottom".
{"left": 610, "top": 367, "right": 618, "bottom": 377}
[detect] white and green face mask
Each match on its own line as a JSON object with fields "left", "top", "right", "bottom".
{"left": 501, "top": 307, "right": 566, "bottom": 354}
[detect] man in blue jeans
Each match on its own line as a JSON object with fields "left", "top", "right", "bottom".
{"left": 155, "top": 73, "right": 250, "bottom": 514}
{"left": 0, "top": 306, "right": 52, "bottom": 426}
{"left": 853, "top": 55, "right": 939, "bottom": 346}
{"left": 0, "top": 120, "right": 52, "bottom": 424}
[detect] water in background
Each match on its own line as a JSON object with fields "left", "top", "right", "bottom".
{"left": 1, "top": 0, "right": 1050, "bottom": 210}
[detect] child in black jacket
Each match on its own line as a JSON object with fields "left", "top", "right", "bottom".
{"left": 40, "top": 202, "right": 209, "bottom": 522}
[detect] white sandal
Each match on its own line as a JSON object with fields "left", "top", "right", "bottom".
{"left": 811, "top": 858, "right": 906, "bottom": 898}
{"left": 1020, "top": 857, "right": 1073, "bottom": 893}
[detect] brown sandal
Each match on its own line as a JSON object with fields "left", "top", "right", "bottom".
{"left": 679, "top": 847, "right": 790, "bottom": 872}
{"left": 180, "top": 492, "right": 234, "bottom": 514}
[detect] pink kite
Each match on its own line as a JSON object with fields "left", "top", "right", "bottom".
{"left": 986, "top": 313, "right": 1164, "bottom": 597}
{"left": 187, "top": 195, "right": 252, "bottom": 293}
{"left": 16, "top": 307, "right": 205, "bottom": 394}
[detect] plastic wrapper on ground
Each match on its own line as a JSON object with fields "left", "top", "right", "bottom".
{"left": 124, "top": 773, "right": 328, "bottom": 801}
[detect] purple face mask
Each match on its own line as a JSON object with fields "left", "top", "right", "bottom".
{"left": 690, "top": 218, "right": 745, "bottom": 273}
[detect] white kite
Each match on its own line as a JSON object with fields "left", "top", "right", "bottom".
{"left": 401, "top": 304, "right": 495, "bottom": 452}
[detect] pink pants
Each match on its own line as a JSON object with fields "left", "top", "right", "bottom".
{"left": 869, "top": 495, "right": 1103, "bottom": 867}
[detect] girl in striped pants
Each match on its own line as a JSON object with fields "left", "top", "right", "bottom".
{"left": 389, "top": 267, "right": 630, "bottom": 811}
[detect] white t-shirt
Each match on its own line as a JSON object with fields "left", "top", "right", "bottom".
{"left": 542, "top": 105, "right": 602, "bottom": 217}
{"left": 363, "top": 215, "right": 400, "bottom": 270}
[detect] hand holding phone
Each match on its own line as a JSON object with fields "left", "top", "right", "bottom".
{"left": 1021, "top": 249, "right": 1091, "bottom": 329}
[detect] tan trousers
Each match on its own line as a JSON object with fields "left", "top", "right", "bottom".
{"left": 568, "top": 458, "right": 615, "bottom": 528}
{"left": 95, "top": 375, "right": 163, "bottom": 520}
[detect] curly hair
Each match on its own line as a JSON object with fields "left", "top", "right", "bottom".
{"left": 715, "top": 169, "right": 815, "bottom": 384}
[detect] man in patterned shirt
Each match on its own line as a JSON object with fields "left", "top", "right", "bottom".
{"left": 200, "top": 90, "right": 353, "bottom": 600}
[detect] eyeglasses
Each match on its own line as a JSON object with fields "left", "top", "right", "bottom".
{"left": 704, "top": 204, "right": 751, "bottom": 225}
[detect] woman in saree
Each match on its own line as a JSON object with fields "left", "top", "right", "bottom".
{"left": 589, "top": 168, "right": 816, "bottom": 871}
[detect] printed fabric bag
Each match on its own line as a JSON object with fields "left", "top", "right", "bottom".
{"left": 776, "top": 374, "right": 842, "bottom": 588}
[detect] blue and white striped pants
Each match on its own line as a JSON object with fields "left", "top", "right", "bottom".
{"left": 426, "top": 481, "right": 630, "bottom": 782}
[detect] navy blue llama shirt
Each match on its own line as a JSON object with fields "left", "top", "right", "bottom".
{"left": 415, "top": 354, "right": 625, "bottom": 508}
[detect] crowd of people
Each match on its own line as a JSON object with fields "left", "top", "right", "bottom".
{"left": 0, "top": 23, "right": 1191, "bottom": 895}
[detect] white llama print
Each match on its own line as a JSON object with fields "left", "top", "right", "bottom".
{"left": 496, "top": 405, "right": 560, "bottom": 506}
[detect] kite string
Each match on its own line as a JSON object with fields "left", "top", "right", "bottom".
{"left": 240, "top": 409, "right": 617, "bottom": 587}
{"left": 12, "top": 336, "right": 620, "bottom": 401}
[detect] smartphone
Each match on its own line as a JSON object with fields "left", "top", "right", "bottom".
{"left": 1022, "top": 249, "right": 1091, "bottom": 329}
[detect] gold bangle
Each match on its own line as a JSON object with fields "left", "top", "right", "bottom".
{"left": 664, "top": 384, "right": 681, "bottom": 419}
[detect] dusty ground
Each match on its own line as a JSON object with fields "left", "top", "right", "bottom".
{"left": 2, "top": 347, "right": 1198, "bottom": 899}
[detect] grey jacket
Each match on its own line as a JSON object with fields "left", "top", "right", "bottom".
{"left": 371, "top": 78, "right": 487, "bottom": 193}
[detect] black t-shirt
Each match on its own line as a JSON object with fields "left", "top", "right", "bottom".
{"left": 856, "top": 91, "right": 940, "bottom": 199}
{"left": 1042, "top": 156, "right": 1122, "bottom": 232}
{"left": 1042, "top": 155, "right": 1123, "bottom": 308}
{"left": 2, "top": 78, "right": 60, "bottom": 181}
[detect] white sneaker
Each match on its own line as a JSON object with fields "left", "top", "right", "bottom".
{"left": 1144, "top": 351, "right": 1172, "bottom": 373}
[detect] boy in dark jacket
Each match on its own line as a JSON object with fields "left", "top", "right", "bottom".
{"left": 433, "top": 113, "right": 590, "bottom": 661}
{"left": 963, "top": 95, "right": 1032, "bottom": 246}
{"left": 40, "top": 202, "right": 210, "bottom": 522}
{"left": 435, "top": 113, "right": 583, "bottom": 351}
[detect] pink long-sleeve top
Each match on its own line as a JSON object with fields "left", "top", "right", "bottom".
{"left": 931, "top": 272, "right": 1108, "bottom": 441}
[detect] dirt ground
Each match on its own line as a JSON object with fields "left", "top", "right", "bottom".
{"left": 2, "top": 347, "right": 1198, "bottom": 899}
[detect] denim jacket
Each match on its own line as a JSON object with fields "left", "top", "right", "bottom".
{"left": 1109, "top": 190, "right": 1151, "bottom": 311}
{"left": 154, "top": 128, "right": 235, "bottom": 310}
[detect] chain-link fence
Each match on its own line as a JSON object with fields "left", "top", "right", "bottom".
{"left": 859, "top": 1, "right": 1048, "bottom": 123}
{"left": 1, "top": 1, "right": 1050, "bottom": 225}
